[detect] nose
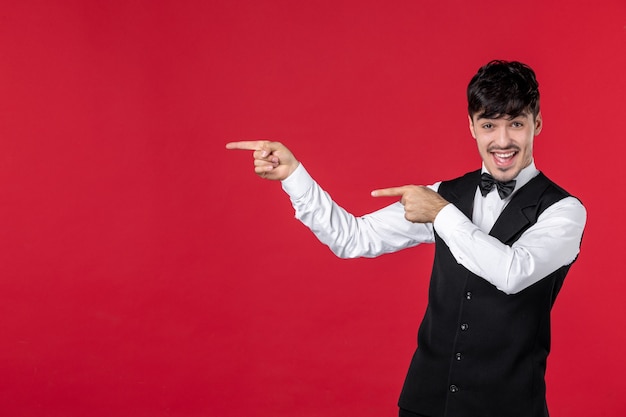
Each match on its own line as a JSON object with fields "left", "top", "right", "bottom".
{"left": 494, "top": 126, "right": 511, "bottom": 147}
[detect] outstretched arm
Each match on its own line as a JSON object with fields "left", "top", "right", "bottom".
{"left": 225, "top": 140, "right": 300, "bottom": 181}
{"left": 226, "top": 141, "right": 435, "bottom": 257}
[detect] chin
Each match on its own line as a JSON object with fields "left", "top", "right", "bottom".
{"left": 492, "top": 168, "right": 519, "bottom": 182}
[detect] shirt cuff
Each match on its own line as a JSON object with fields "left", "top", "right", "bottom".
{"left": 433, "top": 203, "right": 475, "bottom": 242}
{"left": 281, "top": 163, "right": 314, "bottom": 200}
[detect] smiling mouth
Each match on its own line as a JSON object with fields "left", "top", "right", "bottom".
{"left": 492, "top": 150, "right": 518, "bottom": 165}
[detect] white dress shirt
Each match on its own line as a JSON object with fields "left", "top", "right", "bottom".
{"left": 281, "top": 161, "right": 587, "bottom": 295}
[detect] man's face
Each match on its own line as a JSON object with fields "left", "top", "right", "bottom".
{"left": 468, "top": 112, "right": 543, "bottom": 182}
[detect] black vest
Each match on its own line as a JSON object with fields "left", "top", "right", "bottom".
{"left": 398, "top": 170, "right": 578, "bottom": 417}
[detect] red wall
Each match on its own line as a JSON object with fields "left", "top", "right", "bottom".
{"left": 1, "top": 1, "right": 624, "bottom": 416}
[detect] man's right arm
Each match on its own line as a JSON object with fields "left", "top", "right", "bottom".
{"left": 281, "top": 163, "right": 433, "bottom": 258}
{"left": 226, "top": 140, "right": 434, "bottom": 258}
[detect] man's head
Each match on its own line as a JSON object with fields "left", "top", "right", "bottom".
{"left": 467, "top": 60, "right": 543, "bottom": 182}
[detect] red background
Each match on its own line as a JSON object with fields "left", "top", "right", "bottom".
{"left": 1, "top": 1, "right": 625, "bottom": 416}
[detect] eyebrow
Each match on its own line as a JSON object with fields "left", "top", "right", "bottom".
{"left": 476, "top": 113, "right": 530, "bottom": 121}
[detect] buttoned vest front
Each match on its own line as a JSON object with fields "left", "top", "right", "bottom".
{"left": 398, "top": 170, "right": 578, "bottom": 417}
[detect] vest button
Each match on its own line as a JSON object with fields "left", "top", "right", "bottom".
{"left": 455, "top": 352, "right": 462, "bottom": 361}
{"left": 450, "top": 384, "right": 459, "bottom": 393}
{"left": 460, "top": 323, "right": 469, "bottom": 331}
{"left": 465, "top": 291, "right": 472, "bottom": 300}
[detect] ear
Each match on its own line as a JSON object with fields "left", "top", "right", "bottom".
{"left": 534, "top": 112, "right": 543, "bottom": 135}
{"left": 468, "top": 115, "right": 477, "bottom": 139}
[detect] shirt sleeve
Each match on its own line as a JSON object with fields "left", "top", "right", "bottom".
{"left": 281, "top": 164, "right": 436, "bottom": 258}
{"left": 433, "top": 198, "right": 587, "bottom": 294}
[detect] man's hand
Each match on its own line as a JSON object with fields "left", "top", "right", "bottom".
{"left": 371, "top": 185, "right": 449, "bottom": 223}
{"left": 225, "top": 140, "right": 299, "bottom": 181}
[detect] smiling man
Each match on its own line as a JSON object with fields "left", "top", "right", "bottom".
{"left": 227, "top": 60, "right": 586, "bottom": 417}
{"left": 468, "top": 62, "right": 542, "bottom": 183}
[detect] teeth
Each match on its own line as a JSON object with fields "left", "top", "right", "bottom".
{"left": 494, "top": 152, "right": 515, "bottom": 158}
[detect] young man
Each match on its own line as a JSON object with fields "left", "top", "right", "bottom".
{"left": 226, "top": 60, "right": 586, "bottom": 417}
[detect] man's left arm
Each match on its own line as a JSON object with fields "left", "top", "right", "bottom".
{"left": 433, "top": 197, "right": 586, "bottom": 294}
{"left": 372, "top": 185, "right": 587, "bottom": 295}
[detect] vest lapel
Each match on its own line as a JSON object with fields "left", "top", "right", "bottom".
{"left": 489, "top": 173, "right": 551, "bottom": 244}
{"left": 444, "top": 169, "right": 480, "bottom": 219}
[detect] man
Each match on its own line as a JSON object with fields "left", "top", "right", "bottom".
{"left": 226, "top": 60, "right": 586, "bottom": 417}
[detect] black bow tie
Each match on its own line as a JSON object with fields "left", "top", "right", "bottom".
{"left": 479, "top": 173, "right": 516, "bottom": 199}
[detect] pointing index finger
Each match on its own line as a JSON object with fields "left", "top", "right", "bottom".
{"left": 225, "top": 140, "right": 268, "bottom": 151}
{"left": 371, "top": 186, "right": 409, "bottom": 197}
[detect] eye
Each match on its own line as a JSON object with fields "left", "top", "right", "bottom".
{"left": 482, "top": 123, "right": 493, "bottom": 129}
{"left": 511, "top": 121, "right": 524, "bottom": 128}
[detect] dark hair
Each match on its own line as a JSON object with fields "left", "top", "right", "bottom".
{"left": 467, "top": 60, "right": 540, "bottom": 120}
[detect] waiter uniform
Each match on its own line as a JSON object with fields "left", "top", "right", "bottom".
{"left": 399, "top": 170, "right": 579, "bottom": 417}
{"left": 281, "top": 162, "right": 586, "bottom": 417}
